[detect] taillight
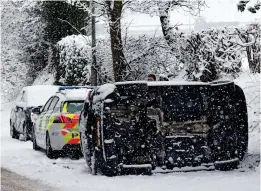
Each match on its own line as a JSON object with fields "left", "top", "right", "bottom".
{"left": 53, "top": 115, "right": 72, "bottom": 123}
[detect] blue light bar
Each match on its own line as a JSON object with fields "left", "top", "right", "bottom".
{"left": 58, "top": 86, "right": 94, "bottom": 91}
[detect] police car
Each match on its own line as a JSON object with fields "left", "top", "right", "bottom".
{"left": 31, "top": 86, "right": 93, "bottom": 159}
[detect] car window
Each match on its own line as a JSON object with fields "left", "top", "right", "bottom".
{"left": 48, "top": 97, "right": 59, "bottom": 111}
{"left": 62, "top": 101, "right": 84, "bottom": 113}
{"left": 53, "top": 99, "right": 62, "bottom": 112}
{"left": 42, "top": 97, "right": 54, "bottom": 112}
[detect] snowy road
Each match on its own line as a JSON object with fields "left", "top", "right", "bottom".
{"left": 1, "top": 73, "right": 260, "bottom": 191}
{"left": 1, "top": 168, "right": 56, "bottom": 191}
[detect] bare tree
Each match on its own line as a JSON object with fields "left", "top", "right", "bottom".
{"left": 127, "top": 0, "right": 206, "bottom": 51}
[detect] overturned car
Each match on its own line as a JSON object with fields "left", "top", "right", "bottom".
{"left": 79, "top": 80, "right": 248, "bottom": 176}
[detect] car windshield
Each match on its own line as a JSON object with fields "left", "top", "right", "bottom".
{"left": 63, "top": 101, "right": 84, "bottom": 113}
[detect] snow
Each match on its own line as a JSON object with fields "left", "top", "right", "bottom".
{"left": 58, "top": 35, "right": 91, "bottom": 49}
{"left": 33, "top": 68, "right": 55, "bottom": 86}
{"left": 1, "top": 73, "right": 260, "bottom": 191}
{"left": 214, "top": 158, "right": 239, "bottom": 164}
{"left": 114, "top": 80, "right": 208, "bottom": 86}
{"left": 104, "top": 139, "right": 114, "bottom": 144}
{"left": 148, "top": 81, "right": 208, "bottom": 86}
{"left": 63, "top": 89, "right": 90, "bottom": 101}
{"left": 115, "top": 81, "right": 148, "bottom": 85}
{"left": 122, "top": 164, "right": 152, "bottom": 168}
{"left": 93, "top": 84, "right": 116, "bottom": 103}
{"left": 23, "top": 85, "right": 59, "bottom": 107}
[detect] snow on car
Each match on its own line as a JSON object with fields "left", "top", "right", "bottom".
{"left": 9, "top": 85, "right": 59, "bottom": 141}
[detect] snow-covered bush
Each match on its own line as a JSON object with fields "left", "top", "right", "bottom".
{"left": 56, "top": 35, "right": 92, "bottom": 86}
{"left": 54, "top": 27, "right": 254, "bottom": 86}
{"left": 180, "top": 28, "right": 247, "bottom": 82}
{"left": 123, "top": 35, "right": 180, "bottom": 80}
{"left": 56, "top": 36, "right": 114, "bottom": 85}
{"left": 235, "top": 23, "right": 260, "bottom": 73}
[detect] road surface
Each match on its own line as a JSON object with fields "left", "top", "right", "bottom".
{"left": 1, "top": 168, "right": 57, "bottom": 191}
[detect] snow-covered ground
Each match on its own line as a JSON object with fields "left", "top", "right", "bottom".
{"left": 1, "top": 72, "right": 260, "bottom": 191}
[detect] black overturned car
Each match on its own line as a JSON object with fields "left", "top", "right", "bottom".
{"left": 79, "top": 80, "right": 248, "bottom": 176}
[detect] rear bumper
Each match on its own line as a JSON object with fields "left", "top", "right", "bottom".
{"left": 50, "top": 128, "right": 80, "bottom": 151}
{"left": 62, "top": 144, "right": 81, "bottom": 152}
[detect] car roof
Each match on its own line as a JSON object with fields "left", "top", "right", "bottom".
{"left": 114, "top": 80, "right": 233, "bottom": 86}
{"left": 21, "top": 85, "right": 59, "bottom": 107}
{"left": 56, "top": 88, "right": 91, "bottom": 101}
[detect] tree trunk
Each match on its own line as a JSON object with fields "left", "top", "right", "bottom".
{"left": 247, "top": 46, "right": 260, "bottom": 73}
{"left": 106, "top": 0, "right": 127, "bottom": 82}
{"left": 90, "top": 0, "right": 98, "bottom": 85}
{"left": 159, "top": 3, "right": 177, "bottom": 52}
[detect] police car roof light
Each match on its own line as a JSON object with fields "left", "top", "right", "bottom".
{"left": 58, "top": 86, "right": 93, "bottom": 91}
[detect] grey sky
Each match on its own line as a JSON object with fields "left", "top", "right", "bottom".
{"left": 122, "top": 0, "right": 261, "bottom": 26}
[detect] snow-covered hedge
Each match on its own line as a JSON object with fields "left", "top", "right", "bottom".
{"left": 181, "top": 28, "right": 246, "bottom": 82}
{"left": 54, "top": 27, "right": 256, "bottom": 86}
{"left": 56, "top": 35, "right": 92, "bottom": 85}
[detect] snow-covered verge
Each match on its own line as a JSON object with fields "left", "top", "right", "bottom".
{"left": 1, "top": 73, "right": 260, "bottom": 191}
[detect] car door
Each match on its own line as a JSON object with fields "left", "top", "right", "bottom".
{"left": 35, "top": 97, "right": 54, "bottom": 147}
{"left": 42, "top": 96, "right": 59, "bottom": 148}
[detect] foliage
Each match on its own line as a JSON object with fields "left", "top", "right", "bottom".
{"left": 41, "top": 1, "right": 89, "bottom": 44}
{"left": 181, "top": 28, "right": 246, "bottom": 81}
{"left": 237, "top": 0, "right": 261, "bottom": 13}
{"left": 56, "top": 35, "right": 91, "bottom": 86}
{"left": 1, "top": 1, "right": 44, "bottom": 100}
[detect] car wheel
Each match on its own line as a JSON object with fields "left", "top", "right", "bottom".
{"left": 214, "top": 158, "right": 239, "bottom": 171}
{"left": 32, "top": 127, "right": 40, "bottom": 150}
{"left": 80, "top": 133, "right": 87, "bottom": 158}
{"left": 90, "top": 150, "right": 98, "bottom": 175}
{"left": 46, "top": 133, "right": 58, "bottom": 159}
{"left": 10, "top": 123, "right": 19, "bottom": 139}
{"left": 23, "top": 123, "right": 29, "bottom": 141}
{"left": 85, "top": 136, "right": 97, "bottom": 175}
{"left": 210, "top": 125, "right": 239, "bottom": 171}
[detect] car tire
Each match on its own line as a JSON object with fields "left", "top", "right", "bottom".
{"left": 32, "top": 126, "right": 40, "bottom": 150}
{"left": 46, "top": 133, "right": 58, "bottom": 159}
{"left": 90, "top": 150, "right": 98, "bottom": 175}
{"left": 214, "top": 158, "right": 239, "bottom": 171}
{"left": 23, "top": 123, "right": 29, "bottom": 141}
{"left": 210, "top": 127, "right": 239, "bottom": 171}
{"left": 85, "top": 142, "right": 98, "bottom": 175}
{"left": 10, "top": 122, "right": 19, "bottom": 139}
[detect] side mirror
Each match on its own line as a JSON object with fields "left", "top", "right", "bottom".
{"left": 32, "top": 107, "right": 41, "bottom": 115}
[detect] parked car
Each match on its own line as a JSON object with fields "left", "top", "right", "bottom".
{"left": 31, "top": 86, "right": 94, "bottom": 159}
{"left": 10, "top": 85, "right": 59, "bottom": 141}
{"left": 79, "top": 80, "right": 248, "bottom": 176}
